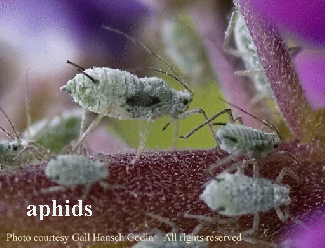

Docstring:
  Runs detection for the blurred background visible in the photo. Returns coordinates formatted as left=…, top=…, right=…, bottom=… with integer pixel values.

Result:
left=0, top=0, right=324, bottom=154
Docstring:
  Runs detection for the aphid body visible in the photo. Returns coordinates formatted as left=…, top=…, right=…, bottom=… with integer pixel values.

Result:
left=181, top=100, right=299, bottom=177
left=216, top=123, right=281, bottom=158
left=61, top=26, right=215, bottom=164
left=44, top=154, right=125, bottom=198
left=22, top=109, right=82, bottom=154
left=200, top=172, right=290, bottom=217
left=61, top=68, right=192, bottom=120
left=225, top=11, right=301, bottom=104
left=45, top=154, right=107, bottom=186
left=182, top=106, right=283, bottom=175
left=225, top=10, right=270, bottom=100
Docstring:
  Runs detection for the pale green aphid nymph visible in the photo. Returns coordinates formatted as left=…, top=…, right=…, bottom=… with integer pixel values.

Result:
left=45, top=155, right=107, bottom=186
left=44, top=155, right=109, bottom=198
left=200, top=171, right=291, bottom=233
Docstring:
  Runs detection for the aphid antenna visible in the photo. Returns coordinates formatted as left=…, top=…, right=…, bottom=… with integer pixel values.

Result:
left=67, top=60, right=97, bottom=84
left=102, top=25, right=193, bottom=94
left=212, top=122, right=227, bottom=126
left=218, top=97, right=282, bottom=139
left=0, top=106, right=19, bottom=140
left=0, top=126, right=15, bottom=140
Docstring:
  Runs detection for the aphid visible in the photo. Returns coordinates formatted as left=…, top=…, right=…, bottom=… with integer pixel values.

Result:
left=132, top=213, right=208, bottom=248
left=22, top=108, right=82, bottom=154
left=43, top=154, right=112, bottom=198
left=160, top=17, right=214, bottom=87
left=224, top=10, right=301, bottom=104
left=199, top=168, right=294, bottom=234
left=0, top=106, right=49, bottom=169
left=181, top=99, right=296, bottom=176
left=224, top=10, right=270, bottom=105
left=61, top=26, right=214, bottom=164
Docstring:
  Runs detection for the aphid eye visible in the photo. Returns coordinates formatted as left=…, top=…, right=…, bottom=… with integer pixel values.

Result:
left=13, top=146, right=18, bottom=151
left=274, top=144, right=278, bottom=148
left=183, top=99, right=189, bottom=105
left=53, top=175, right=60, bottom=181
left=217, top=206, right=226, bottom=212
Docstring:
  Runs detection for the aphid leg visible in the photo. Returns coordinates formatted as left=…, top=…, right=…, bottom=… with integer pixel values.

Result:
left=276, top=167, right=300, bottom=185
left=98, top=181, right=126, bottom=191
left=81, top=184, right=92, bottom=200
left=273, top=151, right=300, bottom=166
left=252, top=159, right=259, bottom=178
left=182, top=213, right=219, bottom=235
left=74, top=113, right=105, bottom=151
left=146, top=212, right=179, bottom=233
left=171, top=108, right=216, bottom=146
left=275, top=206, right=288, bottom=223
left=224, top=158, right=258, bottom=176
left=131, top=120, right=153, bottom=165
left=206, top=154, right=237, bottom=175
left=79, top=108, right=88, bottom=139
left=41, top=184, right=91, bottom=200
left=162, top=118, right=179, bottom=148
left=40, top=185, right=66, bottom=194
left=180, top=108, right=234, bottom=141
left=183, top=213, right=241, bottom=234
left=242, top=213, right=260, bottom=235
left=172, top=118, right=179, bottom=148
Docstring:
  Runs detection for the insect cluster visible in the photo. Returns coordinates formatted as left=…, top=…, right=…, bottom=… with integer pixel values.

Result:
left=179, top=98, right=298, bottom=238
left=0, top=11, right=303, bottom=247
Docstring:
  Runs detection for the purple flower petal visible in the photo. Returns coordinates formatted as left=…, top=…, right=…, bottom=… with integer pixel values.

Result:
left=295, top=49, right=325, bottom=109
left=251, top=0, right=325, bottom=48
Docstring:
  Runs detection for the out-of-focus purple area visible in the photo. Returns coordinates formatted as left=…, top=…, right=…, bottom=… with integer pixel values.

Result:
left=287, top=213, right=325, bottom=248
left=250, top=0, right=325, bottom=48
left=0, top=0, right=150, bottom=152
left=295, top=50, right=325, bottom=109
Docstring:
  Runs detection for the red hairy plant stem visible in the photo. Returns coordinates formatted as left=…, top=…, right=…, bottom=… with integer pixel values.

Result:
left=0, top=143, right=325, bottom=247
left=235, top=0, right=314, bottom=140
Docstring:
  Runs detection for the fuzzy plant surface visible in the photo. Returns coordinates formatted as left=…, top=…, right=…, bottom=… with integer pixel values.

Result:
left=1, top=0, right=325, bottom=248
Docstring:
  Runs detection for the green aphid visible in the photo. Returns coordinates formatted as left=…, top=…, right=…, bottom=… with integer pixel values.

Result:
left=23, top=109, right=82, bottom=154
